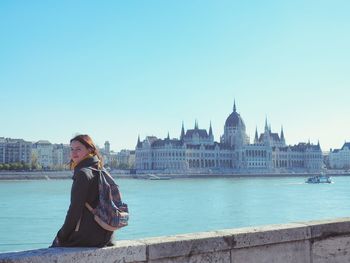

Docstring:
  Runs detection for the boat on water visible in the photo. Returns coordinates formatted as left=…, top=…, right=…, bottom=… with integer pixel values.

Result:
left=148, top=174, right=172, bottom=180
left=306, top=174, right=332, bottom=184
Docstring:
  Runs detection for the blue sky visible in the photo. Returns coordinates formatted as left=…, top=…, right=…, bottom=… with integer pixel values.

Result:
left=1, top=0, right=349, bottom=151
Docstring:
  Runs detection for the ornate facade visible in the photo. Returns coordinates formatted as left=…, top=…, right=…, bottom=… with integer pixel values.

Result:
left=135, top=102, right=323, bottom=173
left=329, top=143, right=350, bottom=169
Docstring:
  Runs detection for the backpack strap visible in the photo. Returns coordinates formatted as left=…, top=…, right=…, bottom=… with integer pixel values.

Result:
left=85, top=202, right=94, bottom=212
left=88, top=167, right=110, bottom=177
left=84, top=167, right=115, bottom=212
left=84, top=167, right=102, bottom=214
left=75, top=218, right=82, bottom=232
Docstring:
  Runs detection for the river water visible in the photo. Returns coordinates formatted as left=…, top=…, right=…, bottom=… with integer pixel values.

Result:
left=1, top=175, right=349, bottom=253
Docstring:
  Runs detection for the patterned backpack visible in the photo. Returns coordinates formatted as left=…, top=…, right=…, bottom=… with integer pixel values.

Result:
left=85, top=168, right=129, bottom=231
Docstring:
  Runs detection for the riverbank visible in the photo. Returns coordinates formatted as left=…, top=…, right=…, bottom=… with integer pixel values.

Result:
left=0, top=170, right=349, bottom=180
left=0, top=171, right=72, bottom=180
left=0, top=171, right=133, bottom=180
left=132, top=173, right=350, bottom=180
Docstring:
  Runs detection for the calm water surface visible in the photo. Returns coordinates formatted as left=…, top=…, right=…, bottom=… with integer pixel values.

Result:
left=1, top=176, right=350, bottom=252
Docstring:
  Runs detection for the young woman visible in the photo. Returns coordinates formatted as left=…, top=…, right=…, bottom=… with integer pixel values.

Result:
left=51, top=134, right=113, bottom=247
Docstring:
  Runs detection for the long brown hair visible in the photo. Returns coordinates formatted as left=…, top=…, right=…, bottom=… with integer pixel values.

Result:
left=69, top=134, right=103, bottom=169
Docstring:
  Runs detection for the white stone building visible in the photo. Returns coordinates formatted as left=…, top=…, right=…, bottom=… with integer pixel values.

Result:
left=116, top=149, right=135, bottom=168
left=135, top=102, right=323, bottom=173
left=52, top=144, right=70, bottom=168
left=0, top=137, right=6, bottom=164
left=32, top=140, right=54, bottom=169
left=0, top=137, right=32, bottom=164
left=329, top=143, right=350, bottom=169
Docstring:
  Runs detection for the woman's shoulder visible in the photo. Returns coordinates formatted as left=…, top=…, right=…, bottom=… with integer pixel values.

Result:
left=74, top=167, right=97, bottom=181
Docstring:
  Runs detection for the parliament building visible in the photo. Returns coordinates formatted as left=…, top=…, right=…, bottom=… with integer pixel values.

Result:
left=135, top=102, right=323, bottom=174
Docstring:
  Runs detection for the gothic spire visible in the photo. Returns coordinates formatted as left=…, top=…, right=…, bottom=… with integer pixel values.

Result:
left=280, top=126, right=285, bottom=141
left=195, top=120, right=198, bottom=130
left=209, top=121, right=213, bottom=137
left=136, top=135, right=142, bottom=148
left=233, top=99, right=236, bottom=112
left=254, top=126, right=258, bottom=142
left=180, top=121, right=185, bottom=140
left=167, top=132, right=170, bottom=140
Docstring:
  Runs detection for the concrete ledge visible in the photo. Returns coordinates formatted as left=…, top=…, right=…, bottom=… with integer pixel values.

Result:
left=231, top=240, right=311, bottom=263
left=1, top=218, right=350, bottom=263
left=0, top=240, right=146, bottom=263
left=312, top=235, right=350, bottom=263
left=302, top=217, right=350, bottom=239
left=217, top=222, right=310, bottom=249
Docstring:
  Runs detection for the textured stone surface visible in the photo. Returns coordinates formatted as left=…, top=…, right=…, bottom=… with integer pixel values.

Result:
left=231, top=240, right=311, bottom=263
left=0, top=240, right=146, bottom=263
left=217, top=222, right=310, bottom=249
left=2, top=218, right=350, bottom=263
left=301, top=217, right=350, bottom=239
left=141, top=231, right=231, bottom=260
left=312, top=235, right=350, bottom=263
left=148, top=251, right=231, bottom=263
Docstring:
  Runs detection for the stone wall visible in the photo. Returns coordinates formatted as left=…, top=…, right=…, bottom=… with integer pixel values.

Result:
left=1, top=217, right=350, bottom=263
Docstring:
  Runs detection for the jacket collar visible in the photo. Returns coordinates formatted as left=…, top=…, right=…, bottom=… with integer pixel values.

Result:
left=73, top=155, right=100, bottom=172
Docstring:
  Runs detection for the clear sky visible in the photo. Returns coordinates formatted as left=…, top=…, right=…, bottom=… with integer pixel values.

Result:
left=1, top=0, right=349, bottom=152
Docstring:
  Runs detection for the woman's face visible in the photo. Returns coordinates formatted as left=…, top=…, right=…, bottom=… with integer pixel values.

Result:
left=70, top=140, right=91, bottom=164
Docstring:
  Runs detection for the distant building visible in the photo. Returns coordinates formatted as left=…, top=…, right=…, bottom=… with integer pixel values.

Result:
left=32, top=140, right=53, bottom=169
left=0, top=137, right=32, bottom=164
left=135, top=102, right=323, bottom=173
left=104, top=141, right=110, bottom=155
left=323, top=151, right=330, bottom=169
left=116, top=149, right=135, bottom=168
left=99, top=141, right=111, bottom=165
left=0, top=137, right=6, bottom=163
left=329, top=142, right=350, bottom=169
left=52, top=144, right=70, bottom=168
left=129, top=150, right=135, bottom=168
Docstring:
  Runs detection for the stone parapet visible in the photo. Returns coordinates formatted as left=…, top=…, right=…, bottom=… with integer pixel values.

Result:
left=1, top=217, right=350, bottom=263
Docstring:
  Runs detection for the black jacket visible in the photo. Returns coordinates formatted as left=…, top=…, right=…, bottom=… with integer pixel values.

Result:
left=56, top=156, right=113, bottom=247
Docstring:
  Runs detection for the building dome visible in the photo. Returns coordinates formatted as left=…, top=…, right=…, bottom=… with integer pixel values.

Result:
left=224, top=102, right=245, bottom=128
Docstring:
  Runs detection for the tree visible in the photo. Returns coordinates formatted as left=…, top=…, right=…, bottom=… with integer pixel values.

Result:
left=9, top=163, right=15, bottom=170
left=23, top=163, right=31, bottom=170
left=31, top=153, right=41, bottom=170
left=9, top=163, right=23, bottom=170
